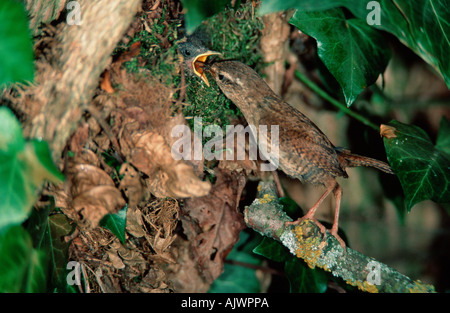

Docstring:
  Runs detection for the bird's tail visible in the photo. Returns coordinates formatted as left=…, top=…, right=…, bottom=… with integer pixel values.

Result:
left=336, top=149, right=394, bottom=174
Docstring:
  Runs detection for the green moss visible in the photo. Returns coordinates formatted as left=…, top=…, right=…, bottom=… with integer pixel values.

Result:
left=204, top=2, right=264, bottom=72
left=113, top=1, right=265, bottom=135
left=183, top=1, right=265, bottom=132
left=115, top=3, right=181, bottom=86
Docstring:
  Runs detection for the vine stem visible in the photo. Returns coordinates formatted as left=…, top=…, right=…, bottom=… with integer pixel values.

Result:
left=294, top=70, right=380, bottom=132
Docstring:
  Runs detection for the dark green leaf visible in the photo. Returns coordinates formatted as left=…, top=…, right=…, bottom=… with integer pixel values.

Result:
left=285, top=257, right=328, bottom=293
left=260, top=0, right=450, bottom=87
left=209, top=231, right=262, bottom=293
left=369, top=0, right=450, bottom=87
left=383, top=120, right=450, bottom=211
left=253, top=237, right=289, bottom=262
left=0, top=226, right=48, bottom=292
left=25, top=200, right=52, bottom=249
left=290, top=8, right=390, bottom=106
left=436, top=117, right=450, bottom=156
left=259, top=0, right=338, bottom=15
left=253, top=237, right=328, bottom=293
left=279, top=196, right=303, bottom=218
left=0, top=0, right=34, bottom=86
left=99, top=205, right=128, bottom=244
left=47, top=213, right=76, bottom=291
left=181, top=0, right=231, bottom=34
left=26, top=203, right=76, bottom=292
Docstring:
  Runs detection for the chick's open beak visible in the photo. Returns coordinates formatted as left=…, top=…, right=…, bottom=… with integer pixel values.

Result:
left=192, top=51, right=221, bottom=86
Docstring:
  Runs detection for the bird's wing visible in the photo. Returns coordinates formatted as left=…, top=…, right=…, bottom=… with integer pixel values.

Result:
left=259, top=101, right=347, bottom=178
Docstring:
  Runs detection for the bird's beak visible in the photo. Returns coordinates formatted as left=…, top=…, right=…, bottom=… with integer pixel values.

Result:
left=192, top=51, right=221, bottom=86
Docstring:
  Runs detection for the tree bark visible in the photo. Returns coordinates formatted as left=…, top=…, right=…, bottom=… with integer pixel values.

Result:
left=23, top=0, right=142, bottom=162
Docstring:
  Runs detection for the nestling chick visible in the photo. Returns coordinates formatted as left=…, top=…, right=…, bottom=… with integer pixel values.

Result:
left=177, top=34, right=221, bottom=86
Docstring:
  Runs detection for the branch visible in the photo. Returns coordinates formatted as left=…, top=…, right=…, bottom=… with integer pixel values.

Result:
left=244, top=181, right=435, bottom=293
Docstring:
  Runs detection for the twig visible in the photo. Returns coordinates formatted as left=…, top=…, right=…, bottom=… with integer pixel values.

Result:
left=244, top=180, right=435, bottom=293
left=294, top=70, right=380, bottom=132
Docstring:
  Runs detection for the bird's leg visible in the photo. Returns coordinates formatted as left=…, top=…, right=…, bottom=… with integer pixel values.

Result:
left=330, top=184, right=346, bottom=250
left=285, top=183, right=334, bottom=234
left=286, top=181, right=347, bottom=250
left=272, top=171, right=285, bottom=198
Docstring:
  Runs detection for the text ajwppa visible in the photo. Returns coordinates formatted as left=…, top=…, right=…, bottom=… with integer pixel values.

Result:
left=181, top=297, right=269, bottom=310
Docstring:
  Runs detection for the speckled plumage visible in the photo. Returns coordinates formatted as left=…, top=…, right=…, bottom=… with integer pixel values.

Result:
left=209, top=60, right=393, bottom=248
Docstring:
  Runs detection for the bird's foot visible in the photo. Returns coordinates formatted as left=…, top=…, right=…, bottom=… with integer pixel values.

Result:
left=330, top=226, right=346, bottom=252
left=286, top=215, right=327, bottom=234
left=285, top=217, right=346, bottom=252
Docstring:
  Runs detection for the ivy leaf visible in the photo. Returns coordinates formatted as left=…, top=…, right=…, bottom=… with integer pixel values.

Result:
left=0, top=107, right=64, bottom=230
left=290, top=8, right=390, bottom=106
left=0, top=226, right=48, bottom=292
left=381, top=119, right=450, bottom=211
left=0, top=0, right=34, bottom=86
left=181, top=0, right=231, bottom=34
left=209, top=231, right=263, bottom=293
left=345, top=0, right=450, bottom=88
left=0, top=105, right=25, bottom=152
left=253, top=237, right=328, bottom=293
left=47, top=213, right=77, bottom=291
left=285, top=257, right=328, bottom=293
left=99, top=205, right=128, bottom=244
left=25, top=200, right=77, bottom=292
left=259, top=0, right=337, bottom=15
left=253, top=237, right=289, bottom=262
left=436, top=117, right=450, bottom=156
left=259, top=0, right=450, bottom=87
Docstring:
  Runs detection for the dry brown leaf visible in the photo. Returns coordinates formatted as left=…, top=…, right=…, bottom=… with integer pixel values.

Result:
left=106, top=250, right=126, bottom=269
left=165, top=237, right=211, bottom=293
left=72, top=185, right=126, bottom=227
left=118, top=163, right=143, bottom=208
left=70, top=149, right=101, bottom=168
left=69, top=123, right=90, bottom=154
left=67, top=163, right=115, bottom=196
left=130, top=131, right=211, bottom=198
left=100, top=70, right=115, bottom=93
left=180, top=169, right=246, bottom=284
left=380, top=124, right=397, bottom=139
left=126, top=206, right=146, bottom=238
left=115, top=243, right=147, bottom=268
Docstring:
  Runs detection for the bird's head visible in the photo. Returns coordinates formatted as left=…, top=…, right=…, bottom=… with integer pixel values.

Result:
left=177, top=37, right=221, bottom=86
left=207, top=60, right=268, bottom=100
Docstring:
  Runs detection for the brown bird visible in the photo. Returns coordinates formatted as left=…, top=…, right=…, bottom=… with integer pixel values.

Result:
left=206, top=60, right=394, bottom=248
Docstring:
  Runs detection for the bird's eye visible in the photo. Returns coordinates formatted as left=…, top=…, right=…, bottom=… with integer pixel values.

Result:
left=184, top=49, right=191, bottom=56
left=218, top=74, right=224, bottom=81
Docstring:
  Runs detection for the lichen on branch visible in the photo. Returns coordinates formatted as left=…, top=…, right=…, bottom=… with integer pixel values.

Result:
left=244, top=180, right=435, bottom=293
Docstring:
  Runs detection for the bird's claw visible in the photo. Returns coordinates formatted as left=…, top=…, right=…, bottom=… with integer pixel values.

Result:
left=285, top=218, right=346, bottom=253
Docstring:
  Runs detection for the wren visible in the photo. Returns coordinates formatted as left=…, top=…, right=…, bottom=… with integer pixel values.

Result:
left=208, top=60, right=393, bottom=248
